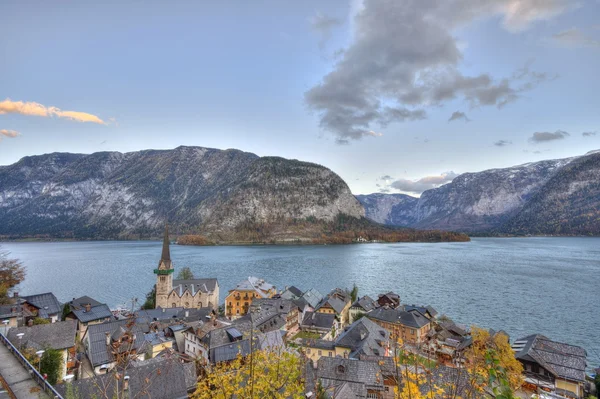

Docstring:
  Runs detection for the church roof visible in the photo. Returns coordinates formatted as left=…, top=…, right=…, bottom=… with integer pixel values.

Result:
left=161, top=224, right=171, bottom=263
left=172, top=279, right=219, bottom=297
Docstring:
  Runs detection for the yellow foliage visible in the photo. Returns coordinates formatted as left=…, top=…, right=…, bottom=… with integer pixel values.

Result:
left=192, top=348, right=304, bottom=399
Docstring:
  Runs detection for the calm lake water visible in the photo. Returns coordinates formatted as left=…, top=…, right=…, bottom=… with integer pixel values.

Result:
left=1, top=238, right=599, bottom=369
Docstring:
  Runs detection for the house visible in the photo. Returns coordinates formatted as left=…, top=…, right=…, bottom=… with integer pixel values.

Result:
left=315, top=288, right=352, bottom=326
left=512, top=334, right=587, bottom=399
left=349, top=295, right=379, bottom=323
left=82, top=319, right=147, bottom=375
left=367, top=307, right=431, bottom=345
left=301, top=288, right=324, bottom=309
left=301, top=311, right=337, bottom=336
left=19, top=292, right=62, bottom=323
left=302, top=317, right=391, bottom=365
left=424, top=321, right=472, bottom=365
left=250, top=297, right=300, bottom=337
left=0, top=303, right=24, bottom=328
left=279, top=285, right=303, bottom=300
left=7, top=320, right=78, bottom=380
left=225, top=276, right=276, bottom=319
left=154, top=225, right=219, bottom=310
left=56, top=357, right=197, bottom=399
left=306, top=356, right=397, bottom=399
left=182, top=316, right=230, bottom=361
left=64, top=296, right=114, bottom=337
left=144, top=331, right=174, bottom=358
left=377, top=292, right=401, bottom=309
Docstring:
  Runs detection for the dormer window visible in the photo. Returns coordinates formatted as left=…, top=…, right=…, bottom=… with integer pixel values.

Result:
left=337, top=365, right=345, bottom=374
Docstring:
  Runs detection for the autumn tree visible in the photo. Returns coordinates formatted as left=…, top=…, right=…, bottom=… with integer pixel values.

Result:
left=0, top=249, right=25, bottom=304
left=192, top=348, right=304, bottom=399
left=176, top=266, right=194, bottom=280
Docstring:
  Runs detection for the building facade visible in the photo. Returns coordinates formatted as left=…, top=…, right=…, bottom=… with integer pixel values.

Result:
left=154, top=226, right=219, bottom=310
left=225, top=277, right=276, bottom=319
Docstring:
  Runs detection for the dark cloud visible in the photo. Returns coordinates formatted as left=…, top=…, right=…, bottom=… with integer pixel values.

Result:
left=305, top=0, right=564, bottom=143
left=551, top=28, right=600, bottom=48
left=494, top=140, right=513, bottom=147
left=448, top=111, right=470, bottom=123
left=389, top=171, right=459, bottom=195
left=310, top=12, right=343, bottom=48
left=529, top=130, right=570, bottom=143
left=582, top=131, right=597, bottom=137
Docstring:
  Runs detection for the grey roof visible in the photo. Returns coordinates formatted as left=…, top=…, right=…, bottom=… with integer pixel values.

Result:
left=85, top=319, right=147, bottom=367
left=21, top=292, right=61, bottom=316
left=301, top=288, right=324, bottom=308
left=136, top=306, right=213, bottom=324
left=335, top=317, right=390, bottom=358
left=211, top=339, right=251, bottom=363
left=316, top=357, right=385, bottom=392
left=351, top=295, right=378, bottom=312
left=301, top=339, right=336, bottom=351
left=7, top=320, right=76, bottom=350
left=172, top=278, right=218, bottom=296
left=403, top=304, right=438, bottom=318
left=0, top=304, right=19, bottom=318
left=68, top=295, right=102, bottom=310
left=512, top=334, right=587, bottom=383
left=72, top=304, right=114, bottom=323
left=301, top=311, right=336, bottom=330
left=367, top=307, right=430, bottom=329
left=56, top=357, right=196, bottom=399
left=280, top=286, right=303, bottom=299
left=229, top=276, right=274, bottom=298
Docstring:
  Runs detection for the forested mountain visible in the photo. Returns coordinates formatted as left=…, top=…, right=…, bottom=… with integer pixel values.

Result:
left=358, top=151, right=600, bottom=235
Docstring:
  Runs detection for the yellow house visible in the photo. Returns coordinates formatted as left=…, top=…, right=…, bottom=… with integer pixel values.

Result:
left=225, top=277, right=276, bottom=319
left=145, top=332, right=173, bottom=358
left=315, top=288, right=352, bottom=326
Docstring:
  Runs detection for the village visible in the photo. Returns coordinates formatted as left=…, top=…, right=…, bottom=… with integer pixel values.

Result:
left=0, top=229, right=596, bottom=399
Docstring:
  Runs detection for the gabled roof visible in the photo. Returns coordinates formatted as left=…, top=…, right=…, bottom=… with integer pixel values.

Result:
left=229, top=276, right=274, bottom=298
left=21, top=292, right=61, bottom=317
left=301, top=288, right=323, bottom=308
left=367, top=307, right=430, bottom=329
left=280, top=286, right=303, bottom=299
left=301, top=311, right=336, bottom=330
left=403, top=304, right=438, bottom=318
left=69, top=296, right=102, bottom=310
left=56, top=357, right=196, bottom=399
left=85, top=319, right=147, bottom=367
left=316, top=357, right=385, bottom=391
left=7, top=320, right=77, bottom=351
left=172, top=278, right=218, bottom=296
left=71, top=304, right=114, bottom=323
left=351, top=295, right=378, bottom=312
left=512, top=334, right=587, bottom=383
left=316, top=289, right=350, bottom=315
left=335, top=317, right=390, bottom=358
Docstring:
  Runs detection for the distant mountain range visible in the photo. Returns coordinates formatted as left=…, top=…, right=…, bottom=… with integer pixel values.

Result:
left=357, top=150, right=600, bottom=235
left=0, top=146, right=468, bottom=243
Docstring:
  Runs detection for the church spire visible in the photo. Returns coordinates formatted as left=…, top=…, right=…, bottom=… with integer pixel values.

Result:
left=161, top=223, right=171, bottom=262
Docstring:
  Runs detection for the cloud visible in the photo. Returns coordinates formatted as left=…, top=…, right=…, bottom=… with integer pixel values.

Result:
left=529, top=130, right=570, bottom=143
left=310, top=12, right=343, bottom=48
left=0, top=129, right=20, bottom=140
left=380, top=175, right=393, bottom=180
left=494, top=139, right=513, bottom=146
left=582, top=131, right=597, bottom=137
left=448, top=111, right=470, bottom=123
left=305, top=0, right=562, bottom=143
left=389, top=171, right=459, bottom=195
left=551, top=28, right=600, bottom=48
left=0, top=98, right=106, bottom=124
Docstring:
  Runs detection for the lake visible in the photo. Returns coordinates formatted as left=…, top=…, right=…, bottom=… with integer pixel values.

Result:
left=1, top=237, right=598, bottom=370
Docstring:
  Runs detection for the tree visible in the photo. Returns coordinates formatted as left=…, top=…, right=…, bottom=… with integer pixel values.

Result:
left=0, top=249, right=26, bottom=304
left=176, top=267, right=194, bottom=280
left=141, top=285, right=156, bottom=309
left=32, top=317, right=50, bottom=325
left=192, top=348, right=304, bottom=399
left=62, top=303, right=71, bottom=321
left=349, top=283, right=359, bottom=303
left=40, top=347, right=64, bottom=385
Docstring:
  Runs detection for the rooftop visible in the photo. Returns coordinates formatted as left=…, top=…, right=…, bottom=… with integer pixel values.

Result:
left=301, top=311, right=336, bottom=330
left=7, top=320, right=77, bottom=351
left=367, top=307, right=430, bottom=329
left=21, top=292, right=62, bottom=318
left=335, top=317, right=390, bottom=358
left=71, top=303, right=114, bottom=323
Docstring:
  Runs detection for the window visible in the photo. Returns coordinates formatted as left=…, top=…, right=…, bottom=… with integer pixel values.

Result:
left=411, top=329, right=415, bottom=335
left=172, top=303, right=176, bottom=308
left=236, top=310, right=239, bottom=314
left=328, top=351, right=332, bottom=357
left=237, top=302, right=240, bottom=306
left=199, top=302, right=202, bottom=307
left=318, top=350, right=322, bottom=356
left=306, top=348, right=311, bottom=354
left=185, top=302, right=189, bottom=308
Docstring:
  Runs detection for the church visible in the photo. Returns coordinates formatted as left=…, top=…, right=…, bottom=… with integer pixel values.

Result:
left=154, top=226, right=219, bottom=311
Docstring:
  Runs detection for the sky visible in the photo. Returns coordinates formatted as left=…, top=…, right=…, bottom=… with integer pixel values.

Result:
left=1, top=0, right=599, bottom=196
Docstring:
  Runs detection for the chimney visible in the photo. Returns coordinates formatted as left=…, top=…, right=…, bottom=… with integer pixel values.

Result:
left=27, top=319, right=33, bottom=327
left=185, top=311, right=189, bottom=318
left=105, top=332, right=110, bottom=346
left=84, top=304, right=91, bottom=312
left=123, top=375, right=130, bottom=391
left=13, top=292, right=18, bottom=298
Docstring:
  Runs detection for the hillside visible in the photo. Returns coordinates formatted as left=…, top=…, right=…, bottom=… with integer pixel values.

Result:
left=358, top=151, right=600, bottom=235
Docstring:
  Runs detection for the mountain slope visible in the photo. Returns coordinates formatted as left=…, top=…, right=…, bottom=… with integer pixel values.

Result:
left=0, top=146, right=365, bottom=239
left=359, top=151, right=600, bottom=235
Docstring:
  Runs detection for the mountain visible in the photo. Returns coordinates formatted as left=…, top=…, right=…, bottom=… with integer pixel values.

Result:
left=0, top=146, right=364, bottom=240
left=358, top=151, right=600, bottom=235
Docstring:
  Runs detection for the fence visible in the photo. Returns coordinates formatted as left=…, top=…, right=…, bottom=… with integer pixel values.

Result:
left=0, top=332, right=64, bottom=399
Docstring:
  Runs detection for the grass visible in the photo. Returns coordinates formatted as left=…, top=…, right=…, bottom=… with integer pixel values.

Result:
left=291, top=331, right=322, bottom=341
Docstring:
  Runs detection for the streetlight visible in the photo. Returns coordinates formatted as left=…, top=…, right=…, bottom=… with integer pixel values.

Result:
left=36, top=350, right=45, bottom=371
left=16, top=332, right=24, bottom=351
left=1, top=320, right=8, bottom=336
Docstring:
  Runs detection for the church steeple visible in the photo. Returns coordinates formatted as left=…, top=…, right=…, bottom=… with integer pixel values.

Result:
left=161, top=223, right=171, bottom=263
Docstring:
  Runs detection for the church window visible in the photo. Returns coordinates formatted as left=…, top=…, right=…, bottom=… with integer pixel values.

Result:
left=185, top=302, right=189, bottom=308
left=199, top=302, right=202, bottom=307
left=172, top=303, right=176, bottom=308
left=160, top=276, right=165, bottom=282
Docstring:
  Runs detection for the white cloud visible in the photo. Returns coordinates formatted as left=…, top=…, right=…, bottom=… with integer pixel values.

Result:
left=0, top=98, right=106, bottom=124
left=388, top=171, right=459, bottom=194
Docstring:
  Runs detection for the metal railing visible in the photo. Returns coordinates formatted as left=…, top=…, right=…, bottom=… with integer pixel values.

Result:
left=0, top=332, right=64, bottom=399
